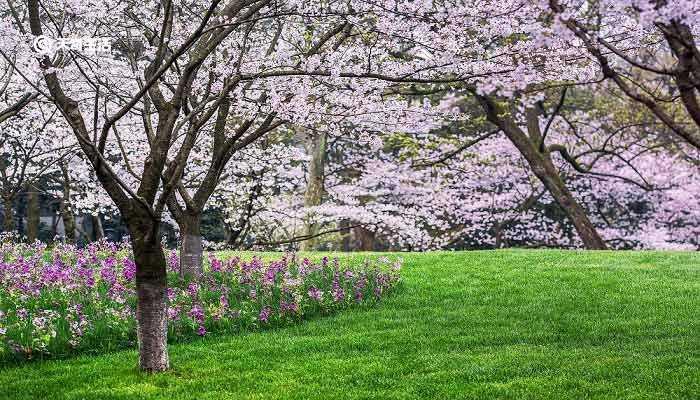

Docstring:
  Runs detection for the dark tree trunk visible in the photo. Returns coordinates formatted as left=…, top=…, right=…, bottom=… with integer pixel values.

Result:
left=662, top=23, right=700, bottom=145
left=26, top=185, right=40, bottom=242
left=531, top=156, right=606, bottom=249
left=60, top=199, right=76, bottom=243
left=59, top=162, right=76, bottom=243
left=2, top=195, right=14, bottom=233
left=179, top=212, right=203, bottom=277
left=354, top=226, right=376, bottom=251
left=92, top=214, right=104, bottom=241
left=507, top=134, right=606, bottom=249
left=494, top=222, right=504, bottom=249
left=224, top=177, right=262, bottom=249
left=340, top=220, right=351, bottom=252
left=478, top=98, right=607, bottom=250
left=300, top=130, right=327, bottom=251
left=128, top=213, right=169, bottom=372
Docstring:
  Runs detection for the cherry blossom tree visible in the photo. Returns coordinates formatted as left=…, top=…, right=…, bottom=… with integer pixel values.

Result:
left=548, top=0, right=700, bottom=150
left=0, top=96, right=74, bottom=233
left=3, top=0, right=458, bottom=371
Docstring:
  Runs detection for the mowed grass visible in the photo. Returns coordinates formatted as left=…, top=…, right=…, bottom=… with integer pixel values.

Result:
left=1, top=250, right=698, bottom=399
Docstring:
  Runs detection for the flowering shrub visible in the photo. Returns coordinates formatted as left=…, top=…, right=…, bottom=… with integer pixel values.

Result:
left=0, top=239, right=401, bottom=361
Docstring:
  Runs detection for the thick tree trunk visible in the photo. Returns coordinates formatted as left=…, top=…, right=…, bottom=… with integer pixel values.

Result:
left=300, top=131, right=327, bottom=251
left=507, top=133, right=606, bottom=249
left=535, top=158, right=606, bottom=249
left=26, top=185, right=40, bottom=242
left=129, top=215, right=169, bottom=372
left=662, top=23, right=700, bottom=147
left=478, top=99, right=608, bottom=250
left=179, top=212, right=203, bottom=277
left=2, top=195, right=14, bottom=233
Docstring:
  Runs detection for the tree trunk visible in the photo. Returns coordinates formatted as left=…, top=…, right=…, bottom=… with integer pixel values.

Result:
left=534, top=158, right=606, bottom=249
left=179, top=212, right=203, bottom=277
left=354, top=226, right=376, bottom=251
left=2, top=195, right=14, bottom=233
left=92, top=214, right=104, bottom=241
left=60, top=198, right=76, bottom=243
left=129, top=214, right=169, bottom=372
left=478, top=98, right=607, bottom=250
left=340, top=220, right=351, bottom=251
left=507, top=134, right=607, bottom=249
left=26, top=185, right=40, bottom=242
left=59, top=162, right=76, bottom=243
left=300, top=130, right=328, bottom=251
left=494, top=221, right=504, bottom=249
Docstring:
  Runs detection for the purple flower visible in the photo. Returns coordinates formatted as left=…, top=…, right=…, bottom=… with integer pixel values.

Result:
left=123, top=259, right=136, bottom=281
left=168, top=307, right=181, bottom=321
left=0, top=240, right=400, bottom=357
left=307, top=286, right=323, bottom=301
left=219, top=294, right=229, bottom=309
left=210, top=256, right=223, bottom=272
left=100, top=266, right=117, bottom=286
left=354, top=274, right=367, bottom=302
left=280, top=300, right=299, bottom=314
left=103, top=257, right=117, bottom=269
left=332, top=273, right=345, bottom=302
left=188, top=304, right=205, bottom=324
left=332, top=287, right=345, bottom=302
left=187, top=282, right=199, bottom=298
left=197, top=325, right=207, bottom=336
left=258, top=306, right=272, bottom=323
left=167, top=251, right=179, bottom=272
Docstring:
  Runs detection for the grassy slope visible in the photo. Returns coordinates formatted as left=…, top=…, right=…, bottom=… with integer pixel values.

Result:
left=1, top=250, right=698, bottom=400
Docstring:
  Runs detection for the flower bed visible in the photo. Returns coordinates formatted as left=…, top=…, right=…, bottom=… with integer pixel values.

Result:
left=0, top=240, right=401, bottom=362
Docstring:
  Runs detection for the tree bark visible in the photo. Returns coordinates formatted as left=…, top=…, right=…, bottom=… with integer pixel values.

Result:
left=179, top=212, right=203, bottom=277
left=128, top=213, right=169, bottom=372
left=92, top=214, right=105, bottom=241
left=2, top=195, right=14, bottom=233
left=494, top=221, right=504, bottom=249
left=354, top=226, right=376, bottom=251
left=59, top=162, right=76, bottom=243
left=530, top=155, right=606, bottom=249
left=300, top=130, right=328, bottom=251
left=662, top=22, right=700, bottom=136
left=477, top=97, right=608, bottom=249
left=26, top=185, right=40, bottom=242
left=60, top=200, right=76, bottom=243
left=340, top=220, right=352, bottom=251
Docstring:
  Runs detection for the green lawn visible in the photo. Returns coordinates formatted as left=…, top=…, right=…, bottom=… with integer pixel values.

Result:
left=1, top=250, right=699, bottom=399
